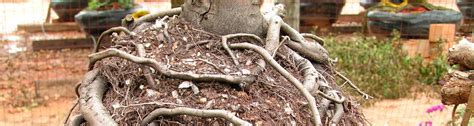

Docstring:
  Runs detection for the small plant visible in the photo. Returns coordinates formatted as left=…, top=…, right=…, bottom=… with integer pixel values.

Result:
left=87, top=0, right=134, bottom=10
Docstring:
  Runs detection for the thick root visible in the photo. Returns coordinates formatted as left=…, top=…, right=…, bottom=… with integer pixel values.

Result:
left=141, top=107, right=252, bottom=126
left=286, top=40, right=329, bottom=64
left=78, top=70, right=117, bottom=126
left=264, top=16, right=283, bottom=56
left=329, top=91, right=344, bottom=126
left=221, top=33, right=264, bottom=65
left=281, top=46, right=324, bottom=94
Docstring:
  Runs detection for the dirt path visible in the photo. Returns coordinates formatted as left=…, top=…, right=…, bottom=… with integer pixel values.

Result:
left=363, top=96, right=453, bottom=126
left=0, top=98, right=74, bottom=125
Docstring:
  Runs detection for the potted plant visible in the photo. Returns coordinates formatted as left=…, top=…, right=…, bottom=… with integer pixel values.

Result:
left=366, top=0, right=462, bottom=37
left=75, top=0, right=139, bottom=35
left=50, top=0, right=88, bottom=22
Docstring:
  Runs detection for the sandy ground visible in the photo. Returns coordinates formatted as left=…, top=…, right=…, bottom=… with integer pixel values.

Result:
left=363, top=96, right=453, bottom=126
left=0, top=98, right=75, bottom=126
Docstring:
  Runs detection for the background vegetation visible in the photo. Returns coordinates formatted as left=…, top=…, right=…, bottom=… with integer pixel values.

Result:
left=324, top=32, right=449, bottom=99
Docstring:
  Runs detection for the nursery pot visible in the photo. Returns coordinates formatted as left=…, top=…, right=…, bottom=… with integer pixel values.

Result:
left=75, top=8, right=138, bottom=36
left=51, top=0, right=88, bottom=22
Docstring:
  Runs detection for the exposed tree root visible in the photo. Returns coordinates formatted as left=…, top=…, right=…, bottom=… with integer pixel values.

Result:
left=132, top=7, right=182, bottom=29
left=301, top=33, right=324, bottom=46
left=89, top=48, right=255, bottom=86
left=228, top=42, right=322, bottom=125
left=221, top=33, right=264, bottom=66
left=78, top=69, right=117, bottom=126
left=264, top=15, right=283, bottom=56
left=141, top=107, right=252, bottom=126
left=286, top=40, right=329, bottom=65
left=93, top=27, right=136, bottom=53
left=281, top=46, right=323, bottom=94
left=329, top=91, right=344, bottom=126
left=185, top=40, right=212, bottom=49
left=317, top=91, right=345, bottom=104
left=73, top=4, right=368, bottom=125
left=136, top=44, right=157, bottom=89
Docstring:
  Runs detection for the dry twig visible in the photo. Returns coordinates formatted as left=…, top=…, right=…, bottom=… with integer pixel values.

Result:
left=335, top=71, right=373, bottom=99
left=301, top=33, right=325, bottom=46
left=94, top=27, right=136, bottom=53
left=136, top=44, right=158, bottom=89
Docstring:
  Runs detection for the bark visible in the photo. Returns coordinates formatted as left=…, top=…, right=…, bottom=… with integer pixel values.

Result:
left=440, top=70, right=474, bottom=105
left=180, top=0, right=267, bottom=37
left=448, top=41, right=474, bottom=70
left=78, top=70, right=117, bottom=126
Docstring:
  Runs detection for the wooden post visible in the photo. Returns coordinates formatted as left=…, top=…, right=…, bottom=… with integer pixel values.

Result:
left=428, top=24, right=456, bottom=58
left=277, top=0, right=300, bottom=31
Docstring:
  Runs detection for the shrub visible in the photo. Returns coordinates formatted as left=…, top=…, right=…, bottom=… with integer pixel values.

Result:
left=324, top=32, right=447, bottom=99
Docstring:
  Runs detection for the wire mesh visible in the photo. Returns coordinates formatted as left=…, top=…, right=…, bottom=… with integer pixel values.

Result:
left=0, top=0, right=470, bottom=125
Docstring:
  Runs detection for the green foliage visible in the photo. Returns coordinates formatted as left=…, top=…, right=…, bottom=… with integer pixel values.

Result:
left=87, top=0, right=134, bottom=10
left=324, top=32, right=447, bottom=99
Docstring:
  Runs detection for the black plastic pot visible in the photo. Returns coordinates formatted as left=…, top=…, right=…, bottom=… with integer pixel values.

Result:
left=51, top=0, right=88, bottom=22
left=75, top=8, right=138, bottom=36
left=458, top=0, right=474, bottom=20
left=367, top=10, right=462, bottom=37
left=360, top=0, right=381, bottom=8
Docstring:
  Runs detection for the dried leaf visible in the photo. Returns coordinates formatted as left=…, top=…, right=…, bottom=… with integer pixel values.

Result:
left=178, top=81, right=193, bottom=89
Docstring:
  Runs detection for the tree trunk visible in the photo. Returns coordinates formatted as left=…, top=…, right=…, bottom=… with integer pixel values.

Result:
left=180, top=0, right=268, bottom=37
left=277, top=0, right=300, bottom=31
